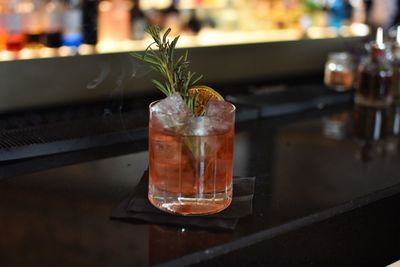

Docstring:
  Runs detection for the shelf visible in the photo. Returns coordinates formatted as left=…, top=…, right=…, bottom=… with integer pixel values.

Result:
left=0, top=25, right=368, bottom=63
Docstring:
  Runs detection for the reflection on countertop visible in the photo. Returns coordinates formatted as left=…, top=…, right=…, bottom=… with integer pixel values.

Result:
left=322, top=104, right=400, bottom=162
left=1, top=103, right=400, bottom=266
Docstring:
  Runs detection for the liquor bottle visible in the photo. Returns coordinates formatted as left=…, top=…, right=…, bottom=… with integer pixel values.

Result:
left=162, top=0, right=181, bottom=34
left=42, top=0, right=65, bottom=48
left=187, top=9, right=202, bottom=34
left=328, top=0, right=345, bottom=29
left=98, top=0, right=130, bottom=43
left=4, top=0, right=25, bottom=51
left=130, top=0, right=147, bottom=40
left=217, top=0, right=238, bottom=31
left=63, top=0, right=83, bottom=48
left=82, top=0, right=98, bottom=45
left=0, top=0, right=6, bottom=50
left=355, top=28, right=393, bottom=107
left=22, top=0, right=44, bottom=48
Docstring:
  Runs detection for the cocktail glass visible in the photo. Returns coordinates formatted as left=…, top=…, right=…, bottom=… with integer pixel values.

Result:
left=148, top=99, right=235, bottom=215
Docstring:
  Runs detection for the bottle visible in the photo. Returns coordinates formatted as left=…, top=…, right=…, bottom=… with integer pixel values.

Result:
left=328, top=0, right=345, bottom=29
left=22, top=0, right=44, bottom=48
left=162, top=0, right=181, bottom=34
left=82, top=0, right=98, bottom=45
left=355, top=27, right=393, bottom=107
left=63, top=0, right=83, bottom=48
left=98, top=0, right=130, bottom=43
left=42, top=0, right=65, bottom=48
left=4, top=0, right=25, bottom=51
left=130, top=0, right=147, bottom=40
left=0, top=0, right=6, bottom=50
left=187, top=9, right=202, bottom=34
left=218, top=0, right=238, bottom=31
left=391, top=26, right=400, bottom=102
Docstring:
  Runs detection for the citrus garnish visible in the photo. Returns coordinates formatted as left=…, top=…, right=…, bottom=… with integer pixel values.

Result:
left=188, top=85, right=224, bottom=116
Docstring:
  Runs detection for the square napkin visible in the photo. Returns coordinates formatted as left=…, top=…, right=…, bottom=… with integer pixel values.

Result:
left=111, top=170, right=255, bottom=230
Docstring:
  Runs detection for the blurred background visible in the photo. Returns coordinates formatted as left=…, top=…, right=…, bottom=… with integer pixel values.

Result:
left=2, top=0, right=396, bottom=59
left=0, top=0, right=399, bottom=141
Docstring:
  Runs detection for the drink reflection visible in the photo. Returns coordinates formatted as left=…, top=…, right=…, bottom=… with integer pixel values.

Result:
left=322, top=104, right=400, bottom=162
left=353, top=104, right=400, bottom=162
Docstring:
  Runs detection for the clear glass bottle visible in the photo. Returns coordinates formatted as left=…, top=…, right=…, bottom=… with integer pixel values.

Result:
left=22, top=0, right=44, bottom=48
left=5, top=0, right=25, bottom=51
left=162, top=0, right=181, bottom=34
left=130, top=0, right=147, bottom=40
left=63, top=0, right=82, bottom=48
left=42, top=0, right=65, bottom=48
left=98, top=0, right=130, bottom=43
left=355, top=27, right=393, bottom=107
left=324, top=52, right=354, bottom=91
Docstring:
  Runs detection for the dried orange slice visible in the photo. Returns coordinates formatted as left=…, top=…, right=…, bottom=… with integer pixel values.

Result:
left=188, top=85, right=224, bottom=115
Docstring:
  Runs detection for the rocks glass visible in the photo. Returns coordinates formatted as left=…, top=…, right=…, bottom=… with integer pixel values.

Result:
left=148, top=93, right=235, bottom=215
left=324, top=52, right=354, bottom=91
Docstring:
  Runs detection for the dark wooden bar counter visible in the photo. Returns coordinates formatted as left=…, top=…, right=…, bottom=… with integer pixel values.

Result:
left=1, top=90, right=400, bottom=266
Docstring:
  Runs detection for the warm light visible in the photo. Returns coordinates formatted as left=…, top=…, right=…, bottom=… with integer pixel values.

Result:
left=78, top=44, right=97, bottom=55
left=39, top=47, right=59, bottom=58
left=58, top=46, right=76, bottom=57
left=140, top=0, right=171, bottom=10
left=19, top=48, right=40, bottom=59
left=99, top=0, right=112, bottom=12
left=307, top=27, right=338, bottom=39
left=350, top=23, right=370, bottom=37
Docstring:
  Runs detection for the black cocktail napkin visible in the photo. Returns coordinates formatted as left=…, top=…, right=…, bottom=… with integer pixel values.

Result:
left=111, top=170, right=255, bottom=230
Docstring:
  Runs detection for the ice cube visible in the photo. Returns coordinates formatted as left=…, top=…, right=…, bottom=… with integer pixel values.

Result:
left=205, top=100, right=235, bottom=132
left=186, top=116, right=213, bottom=136
left=151, top=92, right=193, bottom=131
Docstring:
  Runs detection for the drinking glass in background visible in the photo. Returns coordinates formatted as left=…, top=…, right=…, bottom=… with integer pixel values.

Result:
left=148, top=95, right=235, bottom=216
left=324, top=52, right=354, bottom=91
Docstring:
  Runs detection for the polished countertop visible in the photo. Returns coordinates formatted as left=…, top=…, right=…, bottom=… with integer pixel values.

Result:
left=1, top=103, right=400, bottom=266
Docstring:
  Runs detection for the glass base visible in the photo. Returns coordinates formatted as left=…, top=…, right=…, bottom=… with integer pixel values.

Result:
left=148, top=186, right=232, bottom=216
left=354, top=94, right=392, bottom=107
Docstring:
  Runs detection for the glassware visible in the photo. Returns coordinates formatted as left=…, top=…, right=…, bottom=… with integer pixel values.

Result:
left=353, top=104, right=397, bottom=162
left=42, top=0, right=65, bottom=48
left=355, top=27, right=393, bottom=107
left=324, top=52, right=354, bottom=91
left=148, top=100, right=235, bottom=216
left=98, top=0, right=131, bottom=43
left=391, top=26, right=400, bottom=102
left=63, top=0, right=82, bottom=48
left=5, top=0, right=25, bottom=51
left=0, top=0, right=6, bottom=50
left=130, top=0, right=147, bottom=40
left=22, top=0, right=44, bottom=49
left=82, top=0, right=98, bottom=45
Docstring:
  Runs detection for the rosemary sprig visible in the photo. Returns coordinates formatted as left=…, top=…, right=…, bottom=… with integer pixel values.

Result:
left=131, top=26, right=203, bottom=113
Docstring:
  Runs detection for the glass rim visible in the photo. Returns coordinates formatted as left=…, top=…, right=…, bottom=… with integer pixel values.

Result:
left=149, top=99, right=236, bottom=116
